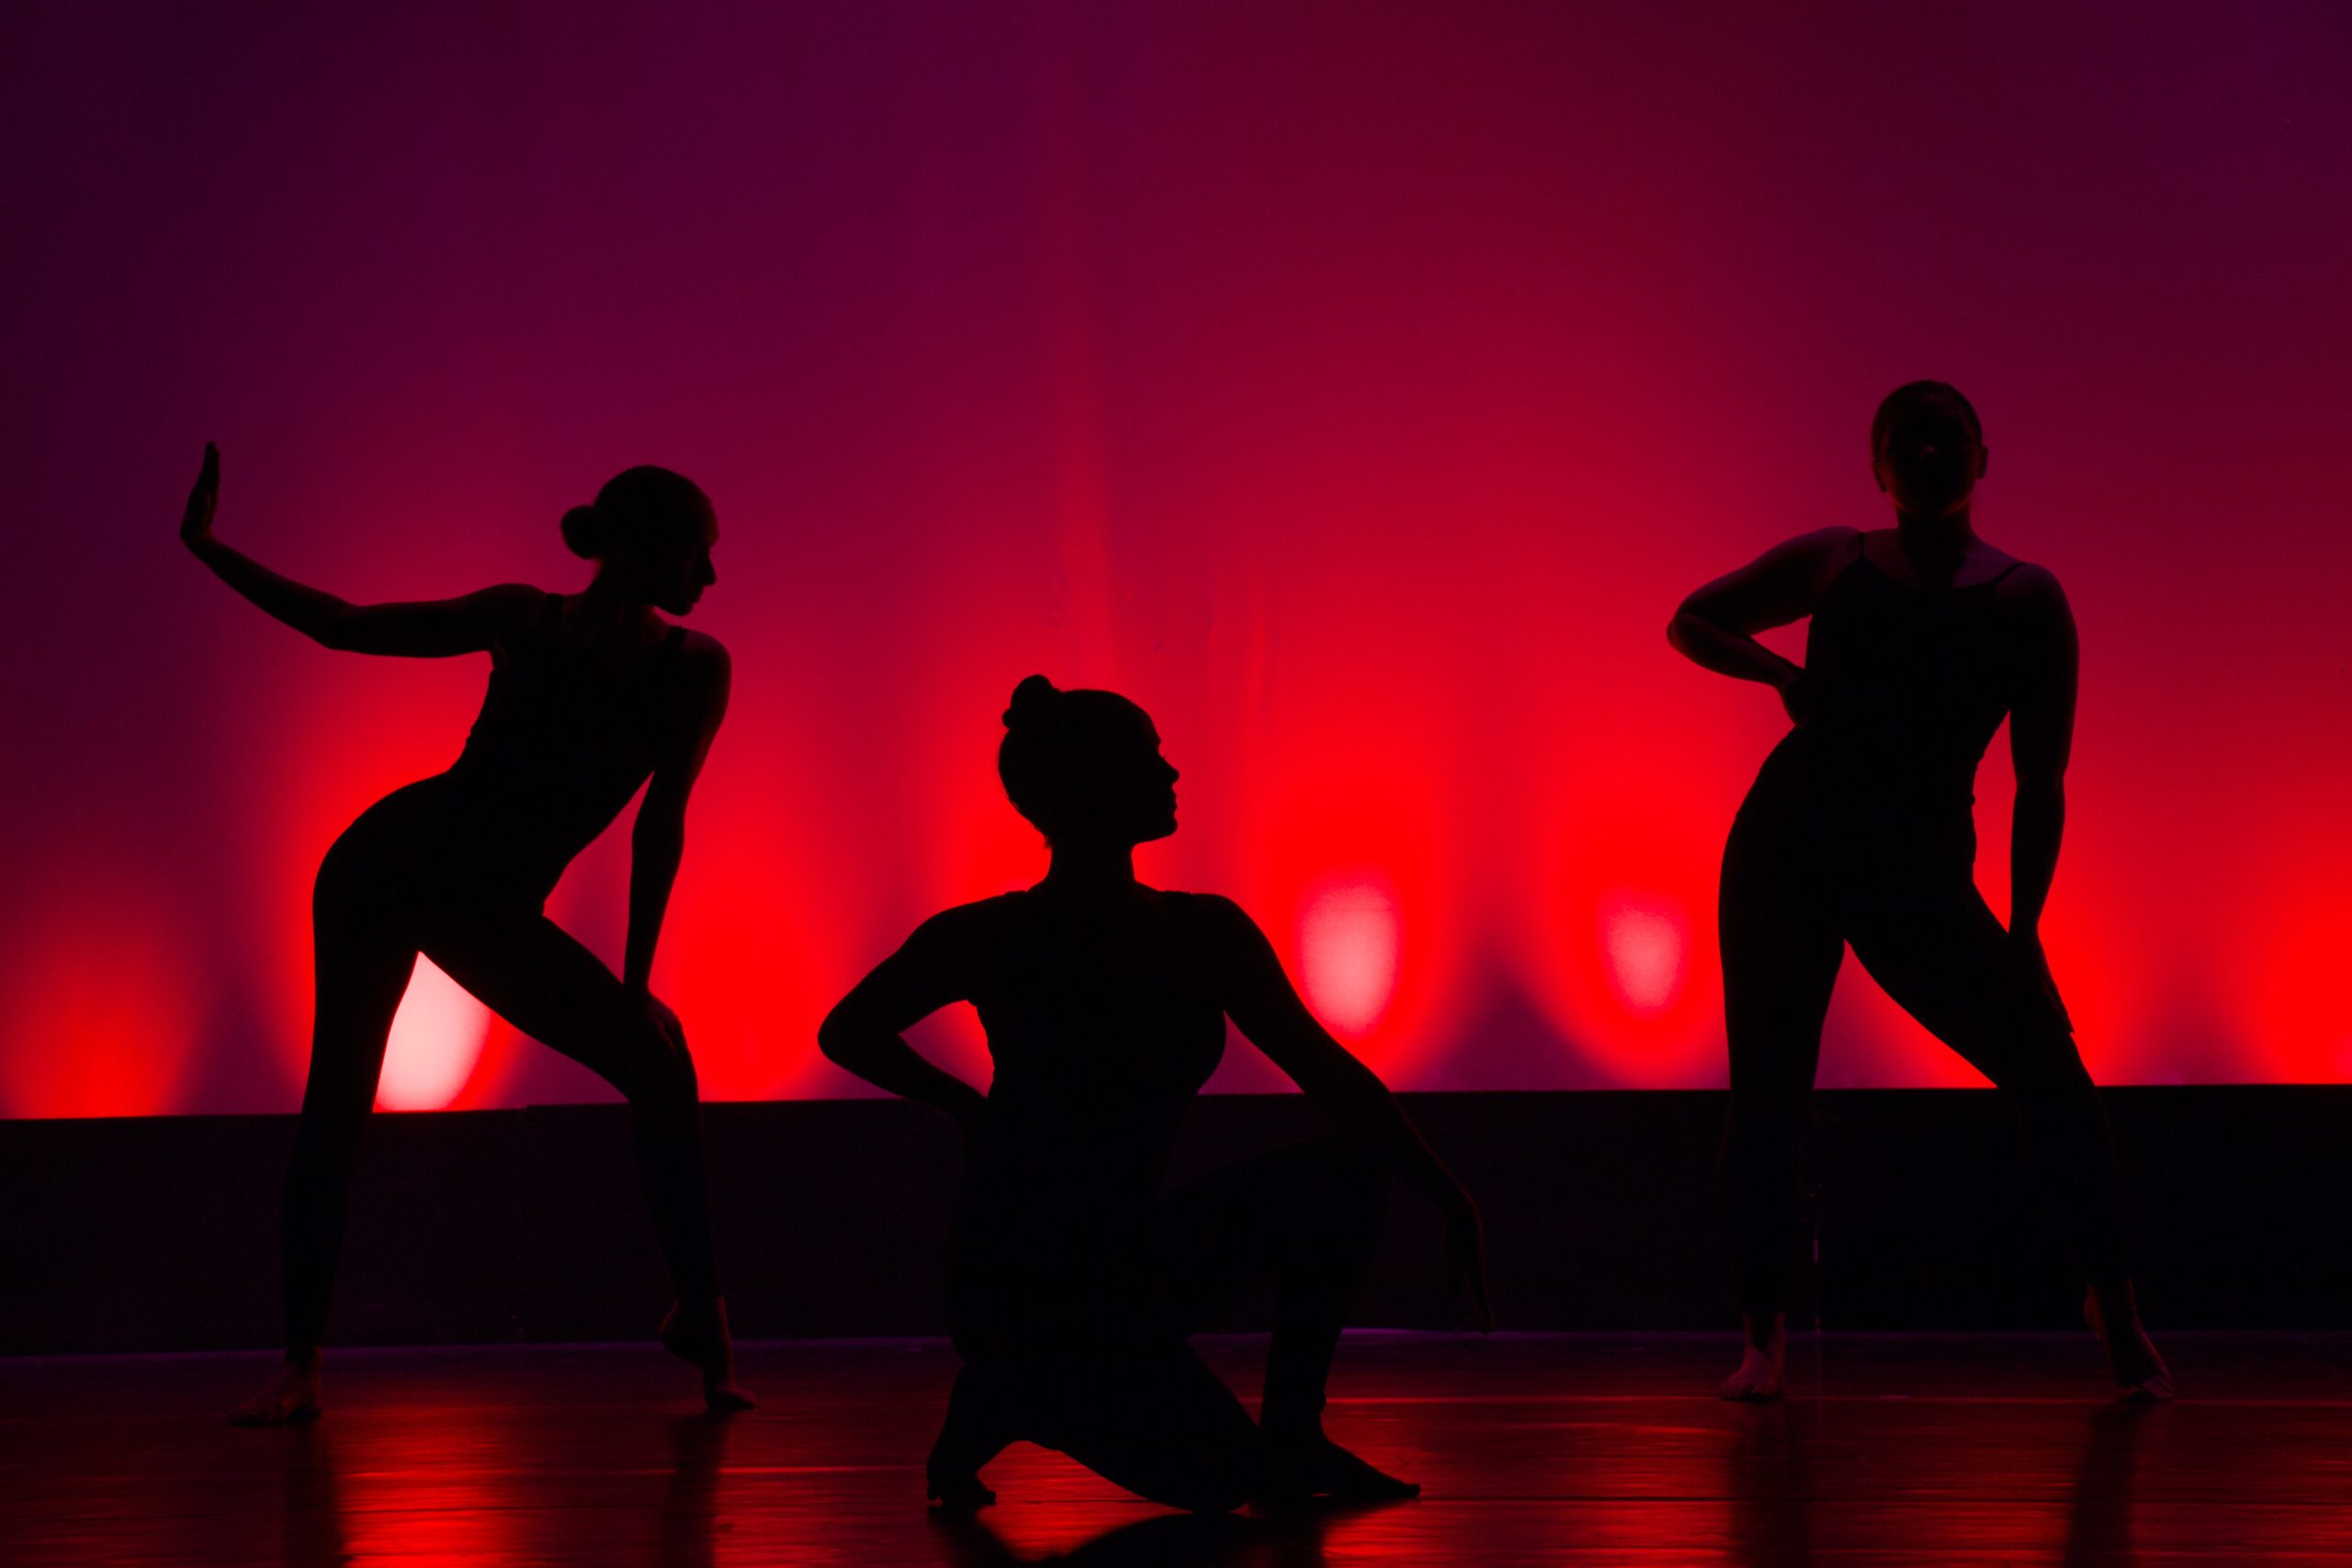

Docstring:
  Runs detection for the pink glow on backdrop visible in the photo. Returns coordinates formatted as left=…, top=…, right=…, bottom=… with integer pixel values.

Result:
left=4, top=4, right=2350, bottom=1113
left=1299, top=874, right=1404, bottom=1039
left=1600, top=894, right=1688, bottom=1020
left=377, top=959, right=492, bottom=1112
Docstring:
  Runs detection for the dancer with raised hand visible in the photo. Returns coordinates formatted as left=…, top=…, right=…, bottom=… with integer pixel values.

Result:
left=820, top=676, right=1491, bottom=1514
left=1668, top=382, right=2169, bottom=1403
left=180, top=445, right=752, bottom=1422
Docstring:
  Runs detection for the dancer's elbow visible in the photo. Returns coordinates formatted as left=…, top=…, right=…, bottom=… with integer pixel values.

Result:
left=1666, top=608, right=1704, bottom=657
left=814, top=1010, right=868, bottom=1068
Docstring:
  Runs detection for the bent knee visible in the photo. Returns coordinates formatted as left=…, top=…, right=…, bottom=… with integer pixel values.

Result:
left=617, top=1023, right=700, bottom=1106
left=1991, top=1037, right=2097, bottom=1101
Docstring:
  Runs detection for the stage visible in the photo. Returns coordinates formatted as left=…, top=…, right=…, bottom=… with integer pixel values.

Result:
left=6, top=1333, right=2349, bottom=1565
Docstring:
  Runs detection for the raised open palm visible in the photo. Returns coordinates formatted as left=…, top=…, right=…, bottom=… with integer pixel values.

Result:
left=180, top=442, right=220, bottom=547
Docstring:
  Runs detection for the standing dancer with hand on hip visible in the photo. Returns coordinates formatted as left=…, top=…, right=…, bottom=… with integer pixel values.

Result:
left=1668, top=383, right=2169, bottom=1403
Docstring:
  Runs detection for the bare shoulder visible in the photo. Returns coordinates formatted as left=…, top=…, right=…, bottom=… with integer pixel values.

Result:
left=914, top=894, right=1025, bottom=952
left=1790, top=524, right=1865, bottom=555
left=672, top=629, right=732, bottom=703
left=475, top=581, right=548, bottom=626
left=1996, top=557, right=2069, bottom=610
left=1173, top=891, right=1267, bottom=952
left=1762, top=525, right=1863, bottom=577
left=675, top=627, right=731, bottom=671
left=1758, top=525, right=1864, bottom=592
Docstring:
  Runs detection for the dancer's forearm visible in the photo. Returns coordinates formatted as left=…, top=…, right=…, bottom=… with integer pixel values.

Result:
left=1668, top=610, right=1802, bottom=693
left=624, top=820, right=684, bottom=993
left=1302, top=1051, right=1473, bottom=1216
left=191, top=535, right=356, bottom=647
left=2011, top=779, right=2064, bottom=935
left=815, top=1020, right=987, bottom=1120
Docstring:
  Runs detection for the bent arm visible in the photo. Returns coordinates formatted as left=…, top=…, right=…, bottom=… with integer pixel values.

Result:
left=2007, top=568, right=2079, bottom=936
left=1667, top=526, right=1858, bottom=689
left=1211, top=898, right=1470, bottom=1216
left=817, top=911, right=990, bottom=1122
left=625, top=640, right=730, bottom=994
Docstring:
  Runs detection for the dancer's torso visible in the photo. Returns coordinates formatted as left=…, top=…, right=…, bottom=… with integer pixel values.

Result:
left=949, top=889, right=1229, bottom=1337
left=340, top=592, right=688, bottom=905
left=1750, top=538, right=2024, bottom=859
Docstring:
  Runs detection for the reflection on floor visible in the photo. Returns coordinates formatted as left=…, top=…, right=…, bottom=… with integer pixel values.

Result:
left=6, top=1333, right=2351, bottom=1565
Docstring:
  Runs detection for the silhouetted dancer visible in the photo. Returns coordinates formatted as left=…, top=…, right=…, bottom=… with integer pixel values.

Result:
left=178, top=445, right=752, bottom=1423
left=820, top=677, right=1492, bottom=1513
left=1668, top=383, right=2170, bottom=1403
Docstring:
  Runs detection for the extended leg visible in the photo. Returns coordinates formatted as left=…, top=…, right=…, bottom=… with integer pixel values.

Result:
left=1849, top=877, right=2169, bottom=1399
left=424, top=909, right=748, bottom=1411
left=231, top=873, right=416, bottom=1425
left=1716, top=798, right=1844, bottom=1399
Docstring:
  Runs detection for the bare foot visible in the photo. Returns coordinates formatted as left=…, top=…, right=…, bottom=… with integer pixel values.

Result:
left=2086, top=1287, right=2174, bottom=1404
left=1257, top=1431, right=1420, bottom=1505
left=1719, top=1312, right=1786, bottom=1402
left=926, top=1474, right=999, bottom=1512
left=926, top=1367, right=1013, bottom=1510
left=229, top=1354, right=323, bottom=1427
left=660, top=1298, right=756, bottom=1413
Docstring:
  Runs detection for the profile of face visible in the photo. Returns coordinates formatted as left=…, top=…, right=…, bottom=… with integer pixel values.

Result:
left=1871, top=389, right=1987, bottom=520
left=615, top=501, right=719, bottom=617
left=1001, top=685, right=1182, bottom=850
left=568, top=467, right=720, bottom=616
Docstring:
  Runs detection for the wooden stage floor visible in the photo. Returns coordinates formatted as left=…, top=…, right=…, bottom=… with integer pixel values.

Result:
left=6, top=1333, right=2350, bottom=1565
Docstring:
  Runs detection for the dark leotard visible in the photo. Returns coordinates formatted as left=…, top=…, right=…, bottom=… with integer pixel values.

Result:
left=930, top=888, right=1389, bottom=1512
left=1718, top=536, right=2126, bottom=1315
left=1798, top=547, right=2023, bottom=820
left=948, top=888, right=1228, bottom=1353
left=281, top=590, right=712, bottom=1351
left=334, top=592, right=688, bottom=908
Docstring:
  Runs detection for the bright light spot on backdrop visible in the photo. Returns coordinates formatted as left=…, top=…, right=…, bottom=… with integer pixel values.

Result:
left=1600, top=891, right=1687, bottom=1018
left=1298, top=874, right=1403, bottom=1039
left=376, top=959, right=492, bottom=1112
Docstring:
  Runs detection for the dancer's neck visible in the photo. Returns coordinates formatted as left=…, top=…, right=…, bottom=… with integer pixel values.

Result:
left=1893, top=507, right=1975, bottom=576
left=1037, top=841, right=1140, bottom=899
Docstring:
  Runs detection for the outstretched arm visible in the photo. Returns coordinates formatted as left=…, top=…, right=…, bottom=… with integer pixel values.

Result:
left=1209, top=897, right=1493, bottom=1329
left=2006, top=566, right=2078, bottom=1015
left=179, top=443, right=537, bottom=656
left=1668, top=525, right=1860, bottom=720
left=624, top=638, right=731, bottom=1001
left=818, top=909, right=992, bottom=1127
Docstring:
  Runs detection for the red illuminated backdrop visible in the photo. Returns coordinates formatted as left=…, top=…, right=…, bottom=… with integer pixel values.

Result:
left=5, top=4, right=2348, bottom=1116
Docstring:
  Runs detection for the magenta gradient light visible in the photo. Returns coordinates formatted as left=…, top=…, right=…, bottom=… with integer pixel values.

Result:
left=5, top=4, right=2349, bottom=1116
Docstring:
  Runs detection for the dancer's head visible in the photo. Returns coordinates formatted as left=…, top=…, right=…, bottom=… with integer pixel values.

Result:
left=561, top=466, right=718, bottom=615
left=1870, top=381, right=1986, bottom=521
left=998, top=676, right=1180, bottom=849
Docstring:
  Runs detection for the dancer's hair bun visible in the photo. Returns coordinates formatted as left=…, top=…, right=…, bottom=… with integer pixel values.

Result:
left=560, top=503, right=606, bottom=559
left=1003, top=674, right=1061, bottom=731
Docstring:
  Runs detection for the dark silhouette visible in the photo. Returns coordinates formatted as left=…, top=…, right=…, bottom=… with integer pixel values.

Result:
left=180, top=445, right=751, bottom=1423
left=820, top=677, right=1491, bottom=1514
left=1667, top=383, right=2171, bottom=1403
